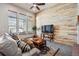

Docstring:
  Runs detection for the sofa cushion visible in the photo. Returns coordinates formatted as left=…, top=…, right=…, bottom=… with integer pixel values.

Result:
left=9, top=33, right=19, bottom=40
left=22, top=48, right=40, bottom=56
left=0, top=33, right=22, bottom=56
left=15, top=48, right=22, bottom=56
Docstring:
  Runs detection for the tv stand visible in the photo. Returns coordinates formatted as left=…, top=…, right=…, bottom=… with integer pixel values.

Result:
left=41, top=33, right=54, bottom=41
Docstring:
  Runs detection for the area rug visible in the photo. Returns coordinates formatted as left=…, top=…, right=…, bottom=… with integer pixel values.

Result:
left=39, top=46, right=63, bottom=56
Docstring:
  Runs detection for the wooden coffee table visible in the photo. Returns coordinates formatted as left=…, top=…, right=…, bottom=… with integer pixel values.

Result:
left=22, top=36, right=45, bottom=49
left=33, top=37, right=44, bottom=46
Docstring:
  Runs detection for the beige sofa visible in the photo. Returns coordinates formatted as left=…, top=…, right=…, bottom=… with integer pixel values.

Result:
left=0, top=33, right=40, bottom=56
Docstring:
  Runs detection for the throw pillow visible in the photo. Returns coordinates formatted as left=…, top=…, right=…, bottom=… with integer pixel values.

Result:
left=16, top=40, right=31, bottom=53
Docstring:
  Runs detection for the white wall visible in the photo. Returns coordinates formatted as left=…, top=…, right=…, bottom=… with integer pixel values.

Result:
left=0, top=4, right=8, bottom=33
left=36, top=3, right=77, bottom=44
left=0, top=3, right=35, bottom=34
left=77, top=24, right=79, bottom=44
left=77, top=4, right=79, bottom=44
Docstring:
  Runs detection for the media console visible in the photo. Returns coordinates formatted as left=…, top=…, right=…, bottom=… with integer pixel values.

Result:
left=41, top=33, right=54, bottom=41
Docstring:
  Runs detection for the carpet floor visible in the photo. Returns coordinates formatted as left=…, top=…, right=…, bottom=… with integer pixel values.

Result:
left=46, top=40, right=73, bottom=56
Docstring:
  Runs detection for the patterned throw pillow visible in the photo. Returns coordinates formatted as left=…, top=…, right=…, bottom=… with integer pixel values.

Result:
left=16, top=40, right=31, bottom=53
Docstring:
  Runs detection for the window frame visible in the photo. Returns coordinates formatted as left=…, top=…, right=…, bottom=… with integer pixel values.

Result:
left=8, top=10, right=17, bottom=33
left=8, top=10, right=33, bottom=34
left=18, top=13, right=27, bottom=33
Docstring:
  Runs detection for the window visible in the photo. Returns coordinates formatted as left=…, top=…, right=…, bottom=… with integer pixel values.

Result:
left=18, top=13, right=27, bottom=33
left=8, top=10, right=17, bottom=33
left=8, top=10, right=28, bottom=34
left=28, top=16, right=34, bottom=33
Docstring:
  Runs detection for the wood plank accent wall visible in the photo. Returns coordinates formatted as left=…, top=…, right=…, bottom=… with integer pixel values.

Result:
left=36, top=3, right=77, bottom=46
left=52, top=17, right=77, bottom=46
left=77, top=16, right=79, bottom=23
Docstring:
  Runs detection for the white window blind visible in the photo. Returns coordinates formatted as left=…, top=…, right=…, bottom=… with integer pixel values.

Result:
left=8, top=10, right=33, bottom=34
left=18, top=13, right=27, bottom=33
left=8, top=11, right=17, bottom=33
left=28, top=16, right=33, bottom=33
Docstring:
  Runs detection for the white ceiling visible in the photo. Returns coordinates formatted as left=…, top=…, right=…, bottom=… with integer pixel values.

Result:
left=12, top=3, right=57, bottom=14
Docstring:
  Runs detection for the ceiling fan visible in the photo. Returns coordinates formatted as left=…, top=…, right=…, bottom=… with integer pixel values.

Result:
left=30, top=3, right=45, bottom=10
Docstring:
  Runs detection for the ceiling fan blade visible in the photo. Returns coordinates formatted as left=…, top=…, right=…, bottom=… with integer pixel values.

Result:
left=37, top=3, right=45, bottom=5
left=36, top=6, right=40, bottom=10
left=30, top=6, right=33, bottom=9
left=33, top=3, right=45, bottom=5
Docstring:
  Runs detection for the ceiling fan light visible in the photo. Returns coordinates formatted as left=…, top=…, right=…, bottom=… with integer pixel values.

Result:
left=33, top=4, right=37, bottom=7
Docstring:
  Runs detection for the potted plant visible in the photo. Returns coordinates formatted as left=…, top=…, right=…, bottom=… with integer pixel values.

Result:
left=32, top=26, right=37, bottom=35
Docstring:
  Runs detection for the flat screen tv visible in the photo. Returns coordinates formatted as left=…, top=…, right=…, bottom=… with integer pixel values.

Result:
left=42, top=25, right=54, bottom=33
